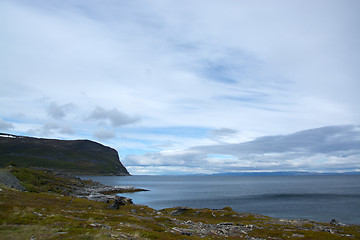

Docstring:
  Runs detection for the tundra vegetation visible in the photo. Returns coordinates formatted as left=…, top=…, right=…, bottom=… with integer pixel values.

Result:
left=0, top=167, right=359, bottom=239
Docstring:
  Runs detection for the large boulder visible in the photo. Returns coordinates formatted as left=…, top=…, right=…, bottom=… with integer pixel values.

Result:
left=109, top=196, right=133, bottom=209
left=170, top=207, right=191, bottom=216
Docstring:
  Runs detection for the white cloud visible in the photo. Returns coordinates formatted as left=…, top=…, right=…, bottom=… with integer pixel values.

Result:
left=1, top=0, right=359, bottom=174
left=47, top=102, right=74, bottom=119
left=28, top=120, right=74, bottom=137
left=3, top=0, right=359, bottom=133
left=0, top=119, right=14, bottom=131
left=93, top=128, right=116, bottom=141
left=208, top=128, right=255, bottom=143
left=88, top=106, right=141, bottom=127
left=125, top=125, right=360, bottom=174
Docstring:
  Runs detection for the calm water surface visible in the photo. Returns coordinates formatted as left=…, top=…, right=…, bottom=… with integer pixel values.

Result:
left=82, top=175, right=360, bottom=225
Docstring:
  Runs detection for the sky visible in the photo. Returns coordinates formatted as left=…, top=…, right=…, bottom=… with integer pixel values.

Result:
left=1, top=0, right=360, bottom=175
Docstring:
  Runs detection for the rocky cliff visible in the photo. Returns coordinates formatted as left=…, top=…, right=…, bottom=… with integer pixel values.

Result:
left=0, top=133, right=130, bottom=175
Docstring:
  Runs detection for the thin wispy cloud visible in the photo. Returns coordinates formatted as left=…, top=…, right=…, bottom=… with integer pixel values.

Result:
left=209, top=128, right=239, bottom=143
left=1, top=0, right=359, bottom=174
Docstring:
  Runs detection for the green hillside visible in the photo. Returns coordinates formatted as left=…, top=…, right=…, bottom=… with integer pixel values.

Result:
left=0, top=133, right=129, bottom=175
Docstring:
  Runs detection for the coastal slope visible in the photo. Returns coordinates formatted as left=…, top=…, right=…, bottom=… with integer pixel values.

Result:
left=0, top=167, right=359, bottom=239
left=0, top=133, right=129, bottom=175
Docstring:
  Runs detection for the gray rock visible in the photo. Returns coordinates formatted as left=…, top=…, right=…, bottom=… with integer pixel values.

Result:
left=87, top=193, right=108, bottom=202
left=0, top=169, right=26, bottom=191
left=89, top=222, right=111, bottom=229
left=52, top=232, right=68, bottom=236
left=330, top=219, right=347, bottom=226
left=109, top=196, right=133, bottom=209
left=322, top=228, right=335, bottom=234
left=217, top=222, right=234, bottom=226
left=33, top=212, right=43, bottom=217
left=71, top=184, right=146, bottom=203
left=102, top=224, right=112, bottom=230
left=292, top=233, right=304, bottom=238
left=90, top=223, right=103, bottom=227
left=170, top=207, right=190, bottom=216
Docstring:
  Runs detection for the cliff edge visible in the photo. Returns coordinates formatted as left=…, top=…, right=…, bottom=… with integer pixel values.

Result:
left=0, top=133, right=130, bottom=175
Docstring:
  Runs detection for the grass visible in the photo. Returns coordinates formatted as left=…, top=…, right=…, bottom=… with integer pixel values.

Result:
left=9, top=167, right=86, bottom=194
left=1, top=167, right=359, bottom=239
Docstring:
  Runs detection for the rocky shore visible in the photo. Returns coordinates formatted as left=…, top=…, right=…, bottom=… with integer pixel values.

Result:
left=158, top=207, right=356, bottom=239
left=72, top=182, right=147, bottom=203
left=1, top=167, right=359, bottom=239
left=0, top=166, right=147, bottom=203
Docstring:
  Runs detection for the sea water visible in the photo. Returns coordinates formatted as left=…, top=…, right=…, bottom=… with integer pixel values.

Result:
left=82, top=175, right=360, bottom=225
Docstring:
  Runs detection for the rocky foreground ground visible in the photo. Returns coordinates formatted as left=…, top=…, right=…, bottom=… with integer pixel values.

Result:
left=0, top=167, right=359, bottom=239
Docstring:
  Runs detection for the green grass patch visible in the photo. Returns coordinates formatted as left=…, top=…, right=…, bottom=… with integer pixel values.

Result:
left=1, top=167, right=360, bottom=239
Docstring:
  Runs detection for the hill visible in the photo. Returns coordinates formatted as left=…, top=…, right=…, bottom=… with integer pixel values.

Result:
left=0, top=133, right=129, bottom=175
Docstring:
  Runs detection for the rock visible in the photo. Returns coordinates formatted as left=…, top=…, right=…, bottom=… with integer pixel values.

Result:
left=0, top=169, right=26, bottom=191
left=102, top=224, right=112, bottom=230
left=87, top=193, right=108, bottom=202
left=171, top=227, right=193, bottom=236
left=170, top=207, right=190, bottom=216
left=217, top=222, right=234, bottom=226
left=292, top=233, right=304, bottom=238
left=89, top=222, right=111, bottom=229
left=322, top=228, right=335, bottom=234
left=90, top=223, right=103, bottom=228
left=185, top=220, right=194, bottom=225
left=330, top=219, right=346, bottom=226
left=52, top=232, right=68, bottom=236
left=71, top=183, right=146, bottom=203
left=33, top=212, right=43, bottom=217
left=170, top=216, right=254, bottom=237
left=109, top=196, right=133, bottom=209
left=99, top=185, right=148, bottom=194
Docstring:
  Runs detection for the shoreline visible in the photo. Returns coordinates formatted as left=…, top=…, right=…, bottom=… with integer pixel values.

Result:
left=1, top=167, right=359, bottom=239
left=73, top=184, right=149, bottom=202
left=84, top=174, right=360, bottom=226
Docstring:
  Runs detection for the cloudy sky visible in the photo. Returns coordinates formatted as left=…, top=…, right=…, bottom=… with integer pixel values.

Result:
left=1, top=0, right=360, bottom=174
